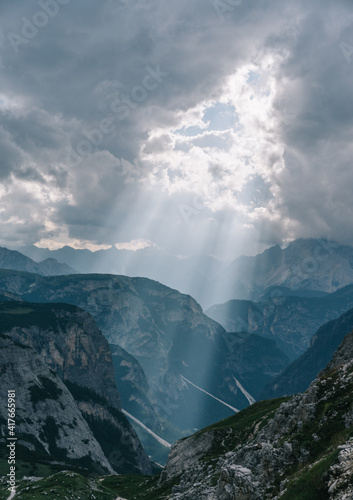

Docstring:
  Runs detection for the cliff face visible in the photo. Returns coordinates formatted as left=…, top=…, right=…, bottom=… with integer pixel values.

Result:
left=261, top=307, right=353, bottom=399
left=157, top=330, right=353, bottom=499
left=0, top=302, right=151, bottom=476
left=213, top=238, right=353, bottom=306
left=109, top=343, right=173, bottom=464
left=1, top=302, right=121, bottom=410
left=206, top=285, right=353, bottom=360
left=0, top=271, right=289, bottom=436
left=0, top=335, right=113, bottom=474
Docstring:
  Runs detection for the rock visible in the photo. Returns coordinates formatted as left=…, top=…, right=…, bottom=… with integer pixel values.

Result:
left=0, top=335, right=113, bottom=473
left=158, top=330, right=353, bottom=499
left=0, top=301, right=151, bottom=475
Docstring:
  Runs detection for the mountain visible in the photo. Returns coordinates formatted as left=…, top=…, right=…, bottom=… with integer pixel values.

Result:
left=6, top=326, right=353, bottom=499
left=152, top=328, right=353, bottom=499
left=34, top=257, right=77, bottom=276
left=110, top=342, right=178, bottom=465
left=260, top=307, right=353, bottom=400
left=19, top=238, right=353, bottom=308
left=0, top=334, right=114, bottom=475
left=0, top=301, right=151, bottom=475
left=110, top=332, right=289, bottom=464
left=206, top=285, right=353, bottom=360
left=211, top=238, right=353, bottom=305
left=20, top=244, right=223, bottom=308
left=0, top=270, right=289, bottom=440
left=0, top=247, right=77, bottom=276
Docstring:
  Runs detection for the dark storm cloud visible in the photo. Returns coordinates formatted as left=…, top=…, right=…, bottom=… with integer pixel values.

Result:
left=0, top=0, right=353, bottom=253
left=0, top=128, right=23, bottom=179
left=264, top=1, right=353, bottom=245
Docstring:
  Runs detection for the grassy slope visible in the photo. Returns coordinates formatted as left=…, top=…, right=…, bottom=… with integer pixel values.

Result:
left=0, top=398, right=290, bottom=499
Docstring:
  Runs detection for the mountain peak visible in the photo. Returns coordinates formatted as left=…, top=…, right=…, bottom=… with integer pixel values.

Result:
left=0, top=247, right=77, bottom=276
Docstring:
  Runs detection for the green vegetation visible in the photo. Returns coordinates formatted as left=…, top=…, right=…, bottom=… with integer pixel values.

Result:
left=0, top=306, right=34, bottom=315
left=0, top=472, right=178, bottom=500
left=0, top=471, right=115, bottom=499
left=0, top=441, right=89, bottom=481
left=100, top=474, right=179, bottom=500
left=279, top=453, right=337, bottom=500
left=29, top=376, right=63, bottom=406
left=199, top=396, right=290, bottom=435
left=63, top=380, right=107, bottom=407
left=196, top=397, right=290, bottom=460
left=0, top=302, right=81, bottom=333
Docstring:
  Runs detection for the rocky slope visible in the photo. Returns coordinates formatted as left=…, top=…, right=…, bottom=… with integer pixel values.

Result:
left=0, top=334, right=113, bottom=475
left=0, top=271, right=289, bottom=437
left=206, top=285, right=353, bottom=359
left=0, top=247, right=77, bottom=276
left=131, top=333, right=353, bottom=500
left=110, top=342, right=177, bottom=464
left=9, top=329, right=353, bottom=499
left=0, top=290, right=23, bottom=302
left=35, top=257, right=77, bottom=276
left=0, top=301, right=151, bottom=475
left=261, top=307, right=353, bottom=399
left=0, top=302, right=122, bottom=408
left=153, top=329, right=353, bottom=499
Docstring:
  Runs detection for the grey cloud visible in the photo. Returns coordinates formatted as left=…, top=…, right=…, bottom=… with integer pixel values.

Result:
left=1, top=109, right=65, bottom=152
left=0, top=0, right=353, bottom=254
left=0, top=129, right=23, bottom=179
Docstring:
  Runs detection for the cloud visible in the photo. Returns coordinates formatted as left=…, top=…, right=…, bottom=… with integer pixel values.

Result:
left=0, top=0, right=353, bottom=256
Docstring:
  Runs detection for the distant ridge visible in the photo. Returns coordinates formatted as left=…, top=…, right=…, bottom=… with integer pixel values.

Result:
left=0, top=247, right=78, bottom=276
left=19, top=238, right=353, bottom=308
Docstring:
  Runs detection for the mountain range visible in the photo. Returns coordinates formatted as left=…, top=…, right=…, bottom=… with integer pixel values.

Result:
left=0, top=270, right=289, bottom=440
left=206, top=285, right=353, bottom=360
left=19, top=238, right=353, bottom=308
left=2, top=319, right=353, bottom=499
left=1, top=239, right=353, bottom=498
left=260, top=306, right=353, bottom=400
left=0, top=247, right=77, bottom=276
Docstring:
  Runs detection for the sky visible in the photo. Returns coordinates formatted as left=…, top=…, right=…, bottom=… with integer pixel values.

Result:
left=1, top=0, right=353, bottom=259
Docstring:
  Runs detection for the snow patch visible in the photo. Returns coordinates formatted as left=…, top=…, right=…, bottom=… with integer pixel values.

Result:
left=233, top=377, right=256, bottom=405
left=181, top=375, right=240, bottom=413
left=122, top=409, right=171, bottom=448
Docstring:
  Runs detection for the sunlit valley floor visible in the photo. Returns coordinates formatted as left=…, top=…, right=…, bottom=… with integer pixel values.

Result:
left=1, top=240, right=353, bottom=499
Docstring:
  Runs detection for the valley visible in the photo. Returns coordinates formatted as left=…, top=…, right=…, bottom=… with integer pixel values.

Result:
left=1, top=240, right=353, bottom=499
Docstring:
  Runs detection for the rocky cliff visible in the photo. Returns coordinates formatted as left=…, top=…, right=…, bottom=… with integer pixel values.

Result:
left=0, top=334, right=114, bottom=475
left=155, top=329, right=353, bottom=499
left=212, top=238, right=353, bottom=305
left=0, top=271, right=289, bottom=438
left=0, top=301, right=151, bottom=476
left=261, top=307, right=353, bottom=399
left=206, top=285, right=353, bottom=360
